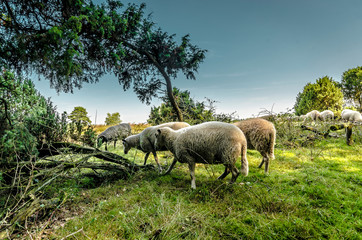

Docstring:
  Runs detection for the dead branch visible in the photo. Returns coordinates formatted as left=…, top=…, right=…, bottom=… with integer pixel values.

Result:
left=301, top=123, right=354, bottom=145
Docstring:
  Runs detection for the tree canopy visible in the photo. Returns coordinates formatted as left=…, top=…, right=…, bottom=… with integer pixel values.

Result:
left=294, top=76, right=344, bottom=116
left=68, top=106, right=91, bottom=124
left=0, top=0, right=207, bottom=121
left=105, top=112, right=121, bottom=125
left=341, top=67, right=362, bottom=111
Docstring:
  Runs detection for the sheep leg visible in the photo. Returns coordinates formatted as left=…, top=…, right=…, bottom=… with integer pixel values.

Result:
left=264, top=157, right=270, bottom=174
left=240, top=145, right=249, bottom=176
left=152, top=151, right=163, bottom=172
left=258, top=159, right=264, bottom=168
left=162, top=158, right=178, bottom=176
left=188, top=162, right=196, bottom=189
left=218, top=166, right=230, bottom=180
left=114, top=140, right=117, bottom=149
left=230, top=164, right=240, bottom=183
left=143, top=152, right=150, bottom=165
left=105, top=143, right=108, bottom=151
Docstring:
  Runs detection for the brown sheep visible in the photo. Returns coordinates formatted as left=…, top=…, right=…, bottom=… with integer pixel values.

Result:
left=233, top=118, right=276, bottom=173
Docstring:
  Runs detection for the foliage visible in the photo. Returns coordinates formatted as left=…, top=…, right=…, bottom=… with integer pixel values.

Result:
left=68, top=106, right=91, bottom=124
left=340, top=66, right=362, bottom=110
left=0, top=0, right=143, bottom=92
left=0, top=69, right=68, bottom=163
left=105, top=112, right=122, bottom=126
left=0, top=70, right=68, bottom=235
left=148, top=87, right=237, bottom=125
left=80, top=125, right=97, bottom=147
left=0, top=0, right=207, bottom=121
left=294, top=76, right=344, bottom=116
left=68, top=106, right=91, bottom=141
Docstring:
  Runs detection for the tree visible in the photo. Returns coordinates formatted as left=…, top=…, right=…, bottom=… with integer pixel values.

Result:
left=0, top=70, right=68, bottom=150
left=294, top=76, right=344, bottom=115
left=68, top=106, right=91, bottom=140
left=68, top=106, right=91, bottom=124
left=148, top=87, right=237, bottom=125
left=105, top=112, right=121, bottom=125
left=0, top=0, right=207, bottom=121
left=341, top=67, right=362, bottom=111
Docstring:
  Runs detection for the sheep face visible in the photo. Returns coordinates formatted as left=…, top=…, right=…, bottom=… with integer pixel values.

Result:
left=122, top=139, right=131, bottom=154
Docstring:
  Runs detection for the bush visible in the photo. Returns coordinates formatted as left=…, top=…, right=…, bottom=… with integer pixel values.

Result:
left=0, top=70, right=67, bottom=163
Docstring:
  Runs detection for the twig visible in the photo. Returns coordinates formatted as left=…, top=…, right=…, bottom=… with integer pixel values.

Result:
left=60, top=227, right=84, bottom=240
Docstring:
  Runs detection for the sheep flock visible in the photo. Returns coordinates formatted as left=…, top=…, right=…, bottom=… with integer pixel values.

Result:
left=97, top=108, right=361, bottom=189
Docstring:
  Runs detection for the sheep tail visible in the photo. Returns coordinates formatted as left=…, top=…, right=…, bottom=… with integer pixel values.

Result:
left=240, top=143, right=249, bottom=176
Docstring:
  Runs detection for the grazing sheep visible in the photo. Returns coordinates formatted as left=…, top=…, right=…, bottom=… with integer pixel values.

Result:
left=341, top=109, right=362, bottom=122
left=320, top=110, right=334, bottom=121
left=305, top=110, right=322, bottom=121
left=97, top=123, right=132, bottom=151
left=233, top=118, right=276, bottom=173
left=122, top=122, right=190, bottom=171
left=154, top=121, right=248, bottom=189
left=299, top=114, right=307, bottom=121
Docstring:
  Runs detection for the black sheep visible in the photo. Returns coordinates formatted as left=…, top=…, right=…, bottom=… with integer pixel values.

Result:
left=97, top=123, right=132, bottom=151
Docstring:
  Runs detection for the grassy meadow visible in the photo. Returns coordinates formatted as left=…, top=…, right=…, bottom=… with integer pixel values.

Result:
left=18, top=122, right=362, bottom=239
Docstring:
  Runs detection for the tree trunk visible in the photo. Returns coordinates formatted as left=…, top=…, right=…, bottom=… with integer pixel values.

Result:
left=121, top=42, right=184, bottom=122
left=163, top=74, right=184, bottom=122
left=346, top=124, right=353, bottom=146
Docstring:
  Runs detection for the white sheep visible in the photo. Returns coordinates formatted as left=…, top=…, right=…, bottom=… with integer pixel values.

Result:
left=233, top=118, right=276, bottom=173
left=155, top=121, right=248, bottom=189
left=341, top=109, right=362, bottom=122
left=305, top=110, right=322, bottom=121
left=122, top=122, right=190, bottom=171
left=299, top=114, right=307, bottom=121
left=320, top=110, right=334, bottom=121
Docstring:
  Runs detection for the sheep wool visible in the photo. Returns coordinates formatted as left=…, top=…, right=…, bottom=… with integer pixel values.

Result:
left=320, top=110, right=334, bottom=121
left=341, top=109, right=362, bottom=122
left=122, top=122, right=190, bottom=171
left=305, top=110, right=322, bottom=121
left=155, top=121, right=248, bottom=189
left=97, top=123, right=132, bottom=151
left=233, top=118, right=276, bottom=173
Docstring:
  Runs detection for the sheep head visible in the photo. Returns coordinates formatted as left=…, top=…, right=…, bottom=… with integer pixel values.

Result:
left=122, top=139, right=131, bottom=154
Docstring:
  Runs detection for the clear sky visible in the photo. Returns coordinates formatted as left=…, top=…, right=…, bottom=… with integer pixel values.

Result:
left=33, top=0, right=362, bottom=124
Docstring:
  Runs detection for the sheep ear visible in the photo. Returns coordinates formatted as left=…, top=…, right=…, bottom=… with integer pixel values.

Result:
left=122, top=139, right=126, bottom=143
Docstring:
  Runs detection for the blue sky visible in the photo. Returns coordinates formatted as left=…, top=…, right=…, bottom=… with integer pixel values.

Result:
left=33, top=0, right=362, bottom=123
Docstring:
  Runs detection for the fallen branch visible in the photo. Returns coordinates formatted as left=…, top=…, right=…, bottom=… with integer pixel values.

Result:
left=0, top=142, right=156, bottom=237
left=301, top=123, right=354, bottom=145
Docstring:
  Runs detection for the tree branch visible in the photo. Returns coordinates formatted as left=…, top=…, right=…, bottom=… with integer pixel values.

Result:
left=2, top=0, right=20, bottom=33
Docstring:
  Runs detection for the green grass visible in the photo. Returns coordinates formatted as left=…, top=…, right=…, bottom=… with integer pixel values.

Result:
left=35, top=135, right=362, bottom=240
